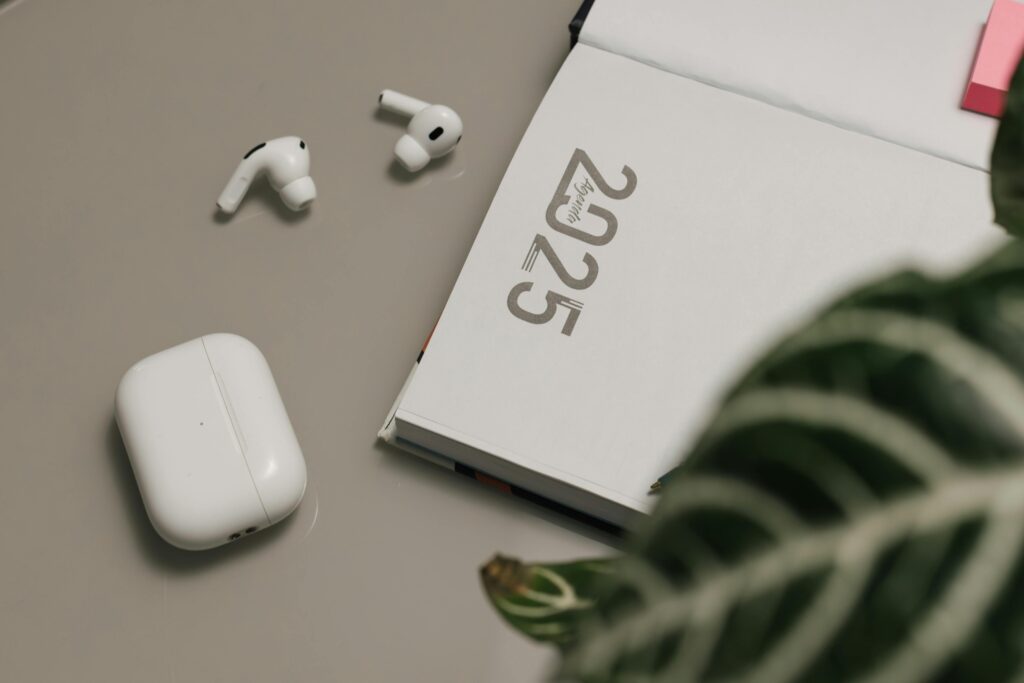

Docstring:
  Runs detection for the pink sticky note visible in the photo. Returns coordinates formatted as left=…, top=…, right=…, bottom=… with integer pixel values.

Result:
left=963, top=0, right=1024, bottom=117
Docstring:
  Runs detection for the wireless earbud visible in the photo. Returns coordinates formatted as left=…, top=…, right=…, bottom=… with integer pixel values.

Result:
left=378, top=90, right=463, bottom=172
left=217, top=136, right=316, bottom=214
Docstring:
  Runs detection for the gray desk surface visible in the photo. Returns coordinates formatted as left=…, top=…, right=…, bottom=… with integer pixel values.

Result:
left=0, top=1, right=615, bottom=680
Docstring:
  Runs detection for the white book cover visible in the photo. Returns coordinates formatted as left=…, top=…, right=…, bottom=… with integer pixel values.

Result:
left=381, top=2, right=1004, bottom=527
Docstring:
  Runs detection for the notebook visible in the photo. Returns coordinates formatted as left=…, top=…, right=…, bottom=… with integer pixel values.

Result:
left=380, top=0, right=1005, bottom=529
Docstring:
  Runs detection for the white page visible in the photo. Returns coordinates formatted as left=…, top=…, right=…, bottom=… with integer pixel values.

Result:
left=581, top=0, right=998, bottom=170
left=396, top=45, right=1001, bottom=519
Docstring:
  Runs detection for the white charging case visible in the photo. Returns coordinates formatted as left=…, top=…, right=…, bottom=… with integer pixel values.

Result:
left=115, top=334, right=307, bottom=550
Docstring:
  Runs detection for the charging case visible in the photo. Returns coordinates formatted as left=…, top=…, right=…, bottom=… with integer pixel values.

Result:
left=115, top=334, right=307, bottom=550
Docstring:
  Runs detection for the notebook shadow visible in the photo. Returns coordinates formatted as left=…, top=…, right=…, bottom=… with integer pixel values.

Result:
left=105, top=419, right=297, bottom=574
left=373, top=439, right=625, bottom=551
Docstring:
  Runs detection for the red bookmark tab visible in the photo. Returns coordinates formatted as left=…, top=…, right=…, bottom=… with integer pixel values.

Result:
left=963, top=0, right=1024, bottom=117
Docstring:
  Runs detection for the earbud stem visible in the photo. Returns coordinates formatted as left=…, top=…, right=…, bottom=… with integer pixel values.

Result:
left=216, top=157, right=258, bottom=214
left=379, top=89, right=429, bottom=118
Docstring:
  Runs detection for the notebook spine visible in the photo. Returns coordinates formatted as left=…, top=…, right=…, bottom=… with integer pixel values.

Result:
left=569, top=0, right=596, bottom=47
left=453, top=462, right=622, bottom=536
left=383, top=323, right=622, bottom=537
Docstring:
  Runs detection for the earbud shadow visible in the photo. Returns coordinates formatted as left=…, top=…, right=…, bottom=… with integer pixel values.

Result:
left=212, top=179, right=312, bottom=226
left=386, top=153, right=455, bottom=185
left=105, top=419, right=297, bottom=574
left=373, top=107, right=408, bottom=128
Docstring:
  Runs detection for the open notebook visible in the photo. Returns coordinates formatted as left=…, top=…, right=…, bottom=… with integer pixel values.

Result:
left=380, top=0, right=1005, bottom=529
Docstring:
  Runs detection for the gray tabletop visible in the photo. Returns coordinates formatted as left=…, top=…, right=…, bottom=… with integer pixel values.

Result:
left=0, top=1, right=616, bottom=680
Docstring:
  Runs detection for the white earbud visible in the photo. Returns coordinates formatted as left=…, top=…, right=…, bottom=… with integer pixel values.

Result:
left=217, top=136, right=316, bottom=214
left=378, top=90, right=463, bottom=172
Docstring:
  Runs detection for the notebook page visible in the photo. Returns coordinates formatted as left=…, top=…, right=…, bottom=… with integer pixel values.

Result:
left=580, top=0, right=998, bottom=170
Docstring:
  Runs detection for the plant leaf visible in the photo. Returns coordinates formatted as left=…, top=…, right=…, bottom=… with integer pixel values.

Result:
left=991, top=55, right=1024, bottom=235
left=554, top=241, right=1024, bottom=682
left=480, top=554, right=613, bottom=650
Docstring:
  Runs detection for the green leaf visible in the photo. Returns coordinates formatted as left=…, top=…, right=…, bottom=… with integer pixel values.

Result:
left=991, top=55, right=1024, bottom=235
left=479, top=554, right=613, bottom=649
left=552, top=240, right=1024, bottom=682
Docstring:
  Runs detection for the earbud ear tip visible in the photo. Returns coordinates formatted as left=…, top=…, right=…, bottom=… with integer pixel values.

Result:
left=395, top=135, right=431, bottom=172
left=279, top=176, right=317, bottom=211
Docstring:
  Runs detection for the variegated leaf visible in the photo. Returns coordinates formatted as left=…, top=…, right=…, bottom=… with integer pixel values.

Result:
left=993, top=54, right=1024, bottom=235
left=550, top=241, right=1024, bottom=682
left=480, top=555, right=613, bottom=649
